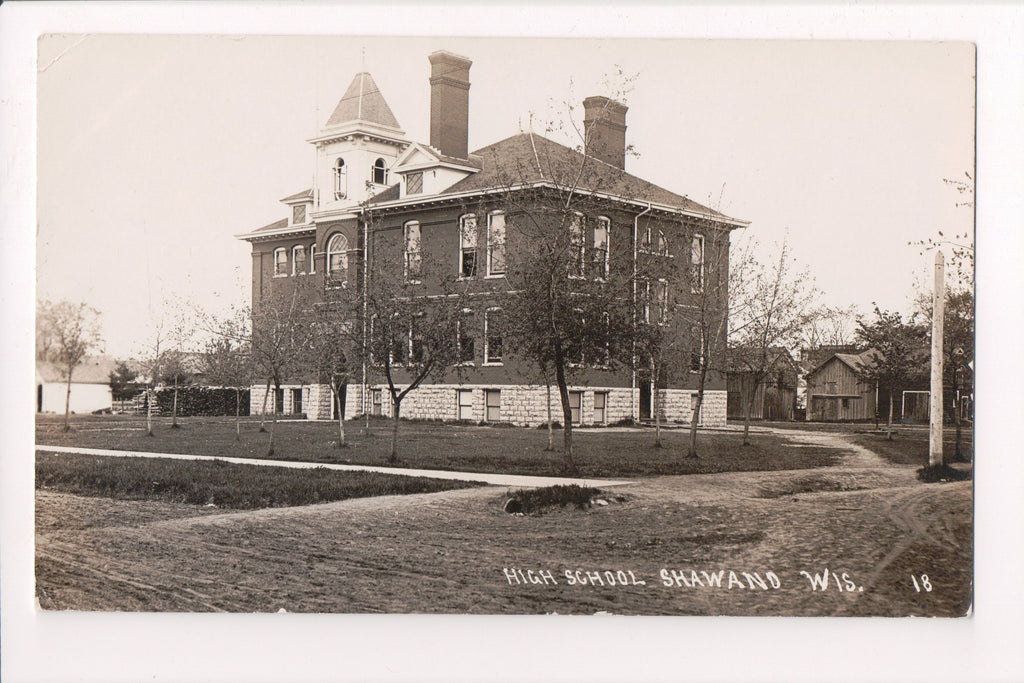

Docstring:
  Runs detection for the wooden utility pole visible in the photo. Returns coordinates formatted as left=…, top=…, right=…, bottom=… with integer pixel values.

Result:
left=929, top=250, right=945, bottom=467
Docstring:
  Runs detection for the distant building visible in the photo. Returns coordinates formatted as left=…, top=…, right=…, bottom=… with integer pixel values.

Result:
left=727, top=347, right=799, bottom=421
left=237, top=50, right=748, bottom=426
left=803, top=349, right=882, bottom=422
left=36, top=356, right=118, bottom=414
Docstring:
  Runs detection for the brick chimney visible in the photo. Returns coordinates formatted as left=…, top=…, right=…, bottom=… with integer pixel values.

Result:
left=428, top=51, right=472, bottom=160
left=583, top=96, right=628, bottom=169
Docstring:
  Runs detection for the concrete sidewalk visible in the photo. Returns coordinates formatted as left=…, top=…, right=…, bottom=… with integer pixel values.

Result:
left=35, top=444, right=634, bottom=489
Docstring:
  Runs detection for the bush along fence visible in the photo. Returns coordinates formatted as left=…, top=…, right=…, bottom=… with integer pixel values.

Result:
left=153, top=387, right=252, bottom=417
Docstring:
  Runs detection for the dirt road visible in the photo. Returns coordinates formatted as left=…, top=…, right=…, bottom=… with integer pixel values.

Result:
left=35, top=430, right=971, bottom=615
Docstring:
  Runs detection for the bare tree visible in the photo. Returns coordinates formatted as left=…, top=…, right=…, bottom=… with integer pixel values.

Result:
left=250, top=279, right=316, bottom=456
left=136, top=319, right=165, bottom=437
left=36, top=300, right=103, bottom=431
left=200, top=308, right=252, bottom=441
left=356, top=232, right=474, bottom=462
left=729, top=235, right=820, bottom=445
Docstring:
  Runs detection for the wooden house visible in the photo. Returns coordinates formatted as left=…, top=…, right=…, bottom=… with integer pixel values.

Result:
left=726, top=347, right=799, bottom=421
left=804, top=349, right=881, bottom=422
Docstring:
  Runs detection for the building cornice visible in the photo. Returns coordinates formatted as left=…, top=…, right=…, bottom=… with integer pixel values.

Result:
left=363, top=180, right=750, bottom=228
left=235, top=224, right=316, bottom=242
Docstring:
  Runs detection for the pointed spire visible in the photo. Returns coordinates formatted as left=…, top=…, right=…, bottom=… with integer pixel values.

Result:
left=324, top=72, right=401, bottom=130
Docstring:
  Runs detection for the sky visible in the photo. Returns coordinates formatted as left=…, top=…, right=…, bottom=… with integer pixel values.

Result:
left=36, top=35, right=975, bottom=358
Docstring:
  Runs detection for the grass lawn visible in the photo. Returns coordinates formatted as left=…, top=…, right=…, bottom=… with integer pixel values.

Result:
left=36, top=452, right=483, bottom=509
left=36, top=414, right=845, bottom=478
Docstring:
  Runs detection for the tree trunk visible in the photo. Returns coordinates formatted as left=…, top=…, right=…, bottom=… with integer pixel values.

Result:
left=389, top=398, right=401, bottom=463
left=688, top=366, right=708, bottom=458
left=552, top=351, right=577, bottom=474
left=171, top=375, right=180, bottom=428
left=146, top=387, right=154, bottom=436
left=742, top=380, right=755, bottom=446
left=545, top=382, right=554, bottom=452
left=62, top=369, right=73, bottom=432
left=267, top=381, right=280, bottom=457
left=654, top=379, right=663, bottom=448
left=887, top=392, right=894, bottom=441
left=235, top=387, right=241, bottom=441
left=259, top=378, right=271, bottom=432
left=335, top=380, right=347, bottom=448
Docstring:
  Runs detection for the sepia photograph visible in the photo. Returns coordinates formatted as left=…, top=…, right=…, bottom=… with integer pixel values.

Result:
left=4, top=4, right=1024, bottom=683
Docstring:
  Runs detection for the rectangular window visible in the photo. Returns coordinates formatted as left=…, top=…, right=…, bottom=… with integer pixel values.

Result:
left=457, top=312, right=475, bottom=364
left=309, top=244, right=316, bottom=274
left=569, top=214, right=585, bottom=277
left=690, top=326, right=703, bottom=373
left=274, top=387, right=284, bottom=414
left=842, top=398, right=851, bottom=409
left=569, top=391, right=582, bottom=425
left=644, top=280, right=668, bottom=323
left=409, top=318, right=425, bottom=365
left=457, top=389, right=474, bottom=421
left=485, top=389, right=501, bottom=422
left=594, top=392, right=607, bottom=424
left=274, top=248, right=288, bottom=277
left=404, top=221, right=422, bottom=282
left=487, top=212, right=506, bottom=276
left=292, top=245, right=306, bottom=275
left=484, top=309, right=503, bottom=364
left=691, top=233, right=705, bottom=292
left=292, top=388, right=303, bottom=415
left=460, top=215, right=477, bottom=277
left=292, top=204, right=306, bottom=225
left=406, top=171, right=423, bottom=195
left=592, top=217, right=610, bottom=279
left=371, top=389, right=382, bottom=416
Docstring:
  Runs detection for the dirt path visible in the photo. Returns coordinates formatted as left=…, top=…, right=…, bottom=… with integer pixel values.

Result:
left=34, top=432, right=971, bottom=615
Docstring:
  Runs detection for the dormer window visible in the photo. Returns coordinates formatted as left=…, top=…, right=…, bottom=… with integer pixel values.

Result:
left=406, top=171, right=423, bottom=195
left=334, top=159, right=347, bottom=200
left=372, top=158, right=388, bottom=185
left=292, top=204, right=306, bottom=225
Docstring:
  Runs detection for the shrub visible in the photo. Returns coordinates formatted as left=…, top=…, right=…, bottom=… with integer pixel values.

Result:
left=917, top=464, right=972, bottom=483
left=155, top=387, right=250, bottom=417
left=503, top=484, right=601, bottom=514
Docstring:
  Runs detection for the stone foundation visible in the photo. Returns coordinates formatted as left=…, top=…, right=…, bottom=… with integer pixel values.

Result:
left=249, top=383, right=727, bottom=428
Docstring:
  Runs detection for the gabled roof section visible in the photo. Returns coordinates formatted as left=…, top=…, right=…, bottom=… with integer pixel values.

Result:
left=440, top=133, right=741, bottom=223
left=392, top=141, right=483, bottom=173
left=806, top=348, right=882, bottom=379
left=280, top=188, right=314, bottom=203
left=325, top=72, right=401, bottom=130
left=36, top=356, right=120, bottom=385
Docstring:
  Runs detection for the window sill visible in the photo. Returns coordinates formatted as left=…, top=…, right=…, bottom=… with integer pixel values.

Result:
left=273, top=273, right=288, bottom=278
left=455, top=361, right=476, bottom=367
left=484, top=273, right=506, bottom=279
left=482, top=361, right=503, bottom=367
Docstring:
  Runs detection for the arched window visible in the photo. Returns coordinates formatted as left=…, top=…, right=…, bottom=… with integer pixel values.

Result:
left=292, top=245, right=306, bottom=275
left=327, top=233, right=349, bottom=284
left=372, top=158, right=388, bottom=185
left=334, top=158, right=347, bottom=200
left=273, top=248, right=287, bottom=277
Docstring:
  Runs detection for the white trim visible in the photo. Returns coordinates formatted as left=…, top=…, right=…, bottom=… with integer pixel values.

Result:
left=483, top=307, right=503, bottom=366
left=486, top=211, right=506, bottom=277
left=459, top=213, right=478, bottom=278
left=403, top=220, right=422, bottom=283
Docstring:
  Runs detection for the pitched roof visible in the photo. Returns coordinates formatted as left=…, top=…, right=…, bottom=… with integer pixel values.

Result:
left=280, top=188, right=314, bottom=203
left=252, top=218, right=288, bottom=233
left=440, top=133, right=736, bottom=221
left=806, top=348, right=882, bottom=379
left=36, top=356, right=120, bottom=385
left=324, top=72, right=401, bottom=130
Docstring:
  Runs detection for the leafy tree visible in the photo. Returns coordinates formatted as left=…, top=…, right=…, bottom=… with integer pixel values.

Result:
left=729, top=235, right=819, bottom=445
left=108, top=360, right=139, bottom=401
left=36, top=300, right=103, bottom=431
left=855, top=307, right=928, bottom=439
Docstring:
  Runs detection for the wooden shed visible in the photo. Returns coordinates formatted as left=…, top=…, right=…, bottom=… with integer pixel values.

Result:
left=804, top=349, right=880, bottom=422
left=727, top=347, right=799, bottom=421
